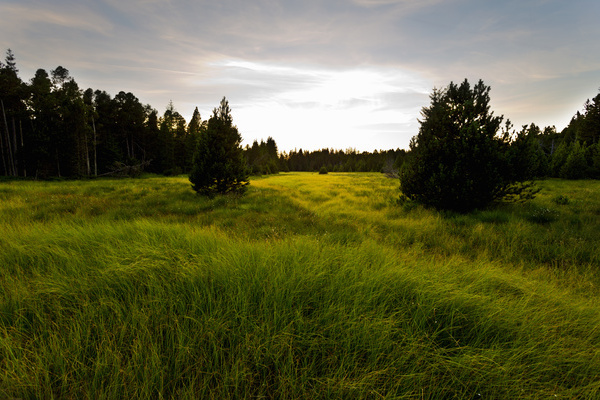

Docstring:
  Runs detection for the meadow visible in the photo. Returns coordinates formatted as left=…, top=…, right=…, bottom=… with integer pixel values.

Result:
left=1, top=172, right=600, bottom=399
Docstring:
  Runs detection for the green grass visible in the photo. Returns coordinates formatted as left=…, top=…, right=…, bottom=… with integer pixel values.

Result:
left=1, top=173, right=600, bottom=398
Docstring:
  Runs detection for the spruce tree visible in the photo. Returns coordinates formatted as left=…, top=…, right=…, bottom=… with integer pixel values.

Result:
left=400, top=79, right=537, bottom=212
left=189, top=97, right=249, bottom=196
left=560, top=142, right=587, bottom=179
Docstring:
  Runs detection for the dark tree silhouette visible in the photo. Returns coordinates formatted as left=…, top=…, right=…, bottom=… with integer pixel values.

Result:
left=189, top=97, right=249, bottom=195
left=400, top=79, right=537, bottom=212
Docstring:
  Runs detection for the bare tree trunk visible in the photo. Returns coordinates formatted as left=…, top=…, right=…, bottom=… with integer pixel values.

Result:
left=126, top=137, right=131, bottom=160
left=92, top=115, right=97, bottom=176
left=6, top=121, right=14, bottom=176
left=12, top=117, right=18, bottom=176
left=1, top=100, right=15, bottom=176
left=20, top=120, right=25, bottom=177
left=56, top=149, right=61, bottom=178
left=0, top=103, right=7, bottom=175
left=84, top=127, right=90, bottom=176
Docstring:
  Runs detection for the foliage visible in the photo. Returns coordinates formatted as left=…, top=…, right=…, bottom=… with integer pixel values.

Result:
left=400, top=79, right=538, bottom=212
left=245, top=137, right=280, bottom=175
left=282, top=147, right=406, bottom=173
left=189, top=97, right=249, bottom=196
left=581, top=92, right=600, bottom=144
left=509, top=124, right=550, bottom=178
left=547, top=90, right=600, bottom=179
left=318, top=165, right=328, bottom=174
left=552, top=194, right=570, bottom=205
left=590, top=141, right=600, bottom=178
left=560, top=141, right=588, bottom=179
left=550, top=140, right=570, bottom=177
left=0, top=50, right=201, bottom=178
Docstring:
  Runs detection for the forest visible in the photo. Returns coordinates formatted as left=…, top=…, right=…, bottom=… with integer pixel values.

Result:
left=0, top=48, right=599, bottom=179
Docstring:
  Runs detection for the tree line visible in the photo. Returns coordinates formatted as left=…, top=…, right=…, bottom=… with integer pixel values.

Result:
left=247, top=142, right=407, bottom=176
left=1, top=49, right=599, bottom=181
left=0, top=50, right=209, bottom=178
left=0, top=50, right=403, bottom=179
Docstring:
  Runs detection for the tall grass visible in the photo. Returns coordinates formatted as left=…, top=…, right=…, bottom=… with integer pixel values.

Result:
left=1, top=173, right=600, bottom=398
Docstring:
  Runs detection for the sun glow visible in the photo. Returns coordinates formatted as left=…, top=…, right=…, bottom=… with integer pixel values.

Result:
left=209, top=60, right=430, bottom=151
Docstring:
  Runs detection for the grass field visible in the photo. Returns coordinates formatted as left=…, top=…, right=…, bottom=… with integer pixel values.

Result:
left=1, top=173, right=600, bottom=399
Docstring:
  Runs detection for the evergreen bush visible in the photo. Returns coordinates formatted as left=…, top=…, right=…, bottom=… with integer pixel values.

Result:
left=400, top=79, right=537, bottom=212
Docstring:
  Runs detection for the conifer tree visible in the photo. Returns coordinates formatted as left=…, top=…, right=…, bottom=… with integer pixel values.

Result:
left=560, top=141, right=587, bottom=179
left=185, top=107, right=204, bottom=169
left=0, top=49, right=23, bottom=176
left=400, top=79, right=537, bottom=212
left=189, top=97, right=249, bottom=196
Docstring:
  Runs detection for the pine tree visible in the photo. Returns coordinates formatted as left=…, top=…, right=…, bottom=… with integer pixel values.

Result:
left=27, top=69, right=55, bottom=177
left=560, top=141, right=587, bottom=179
left=187, top=107, right=204, bottom=137
left=581, top=93, right=600, bottom=144
left=0, top=49, right=25, bottom=176
left=400, top=79, right=537, bottom=212
left=185, top=107, right=204, bottom=170
left=550, top=141, right=570, bottom=177
left=189, top=97, right=249, bottom=196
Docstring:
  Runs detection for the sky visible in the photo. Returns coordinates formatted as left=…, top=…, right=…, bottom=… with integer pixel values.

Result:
left=1, top=0, right=599, bottom=152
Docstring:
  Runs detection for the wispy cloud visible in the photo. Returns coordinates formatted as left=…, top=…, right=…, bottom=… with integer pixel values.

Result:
left=0, top=2, right=113, bottom=35
left=352, top=0, right=445, bottom=10
left=195, top=60, right=430, bottom=150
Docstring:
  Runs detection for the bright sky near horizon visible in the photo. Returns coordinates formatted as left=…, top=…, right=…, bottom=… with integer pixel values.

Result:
left=1, top=0, right=599, bottom=151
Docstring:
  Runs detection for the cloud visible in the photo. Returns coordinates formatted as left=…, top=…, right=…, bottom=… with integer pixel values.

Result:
left=203, top=60, right=430, bottom=111
left=2, top=0, right=599, bottom=150
left=352, top=0, right=446, bottom=11
left=192, top=60, right=430, bottom=150
left=0, top=2, right=113, bottom=35
left=353, top=0, right=409, bottom=4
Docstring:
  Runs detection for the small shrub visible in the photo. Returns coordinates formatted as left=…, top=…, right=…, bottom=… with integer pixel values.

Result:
left=526, top=206, right=558, bottom=224
left=319, top=166, right=328, bottom=175
left=552, top=195, right=570, bottom=205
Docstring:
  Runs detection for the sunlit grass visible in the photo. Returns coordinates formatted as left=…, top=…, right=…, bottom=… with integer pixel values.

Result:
left=1, top=173, right=600, bottom=398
